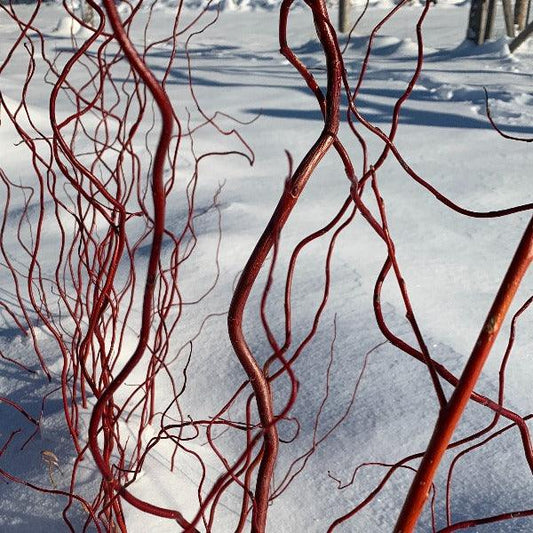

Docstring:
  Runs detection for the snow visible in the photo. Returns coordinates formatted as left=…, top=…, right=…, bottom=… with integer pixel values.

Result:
left=0, top=0, right=532, bottom=531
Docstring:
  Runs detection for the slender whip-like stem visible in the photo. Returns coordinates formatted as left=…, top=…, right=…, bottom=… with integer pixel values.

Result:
left=394, top=215, right=533, bottom=532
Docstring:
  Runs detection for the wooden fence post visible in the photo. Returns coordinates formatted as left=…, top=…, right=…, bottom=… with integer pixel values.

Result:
left=467, top=0, right=490, bottom=43
left=515, top=0, right=530, bottom=30
left=339, top=0, right=350, bottom=33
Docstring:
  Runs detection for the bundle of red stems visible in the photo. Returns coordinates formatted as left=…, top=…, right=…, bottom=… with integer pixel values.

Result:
left=0, top=0, right=532, bottom=531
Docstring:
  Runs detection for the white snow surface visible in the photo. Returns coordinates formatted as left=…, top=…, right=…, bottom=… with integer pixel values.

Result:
left=0, top=1, right=532, bottom=532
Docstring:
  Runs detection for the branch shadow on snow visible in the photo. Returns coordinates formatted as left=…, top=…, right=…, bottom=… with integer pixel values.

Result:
left=0, top=336, right=89, bottom=531
left=245, top=92, right=533, bottom=135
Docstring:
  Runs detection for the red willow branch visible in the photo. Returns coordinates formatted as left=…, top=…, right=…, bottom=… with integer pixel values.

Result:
left=86, top=1, right=195, bottom=530
left=394, top=215, right=533, bottom=532
left=484, top=87, right=533, bottom=142
left=227, top=0, right=344, bottom=530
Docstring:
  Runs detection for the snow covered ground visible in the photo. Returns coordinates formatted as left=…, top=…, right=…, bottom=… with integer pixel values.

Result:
left=0, top=0, right=532, bottom=531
